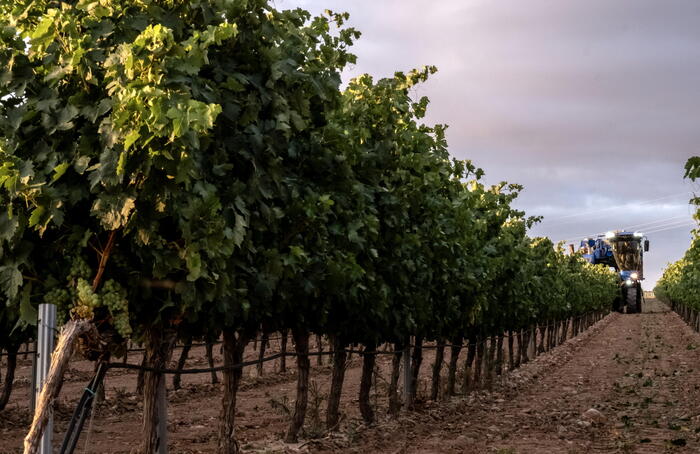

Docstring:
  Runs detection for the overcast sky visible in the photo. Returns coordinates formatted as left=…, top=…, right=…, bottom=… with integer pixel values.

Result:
left=280, top=0, right=700, bottom=287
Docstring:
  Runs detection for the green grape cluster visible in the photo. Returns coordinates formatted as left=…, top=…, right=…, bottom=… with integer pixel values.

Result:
left=112, top=312, right=132, bottom=337
left=56, top=307, right=68, bottom=324
left=100, top=279, right=132, bottom=338
left=101, top=280, right=127, bottom=311
left=43, top=288, right=69, bottom=306
left=68, top=256, right=91, bottom=281
left=44, top=287, right=71, bottom=324
left=72, top=278, right=100, bottom=319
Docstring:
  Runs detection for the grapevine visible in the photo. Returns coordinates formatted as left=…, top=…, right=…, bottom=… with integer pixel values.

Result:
left=656, top=157, right=700, bottom=307
left=68, top=256, right=92, bottom=282
left=0, top=1, right=623, bottom=451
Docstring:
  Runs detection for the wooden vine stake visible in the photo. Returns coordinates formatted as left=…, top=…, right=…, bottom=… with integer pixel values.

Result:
left=23, top=320, right=95, bottom=454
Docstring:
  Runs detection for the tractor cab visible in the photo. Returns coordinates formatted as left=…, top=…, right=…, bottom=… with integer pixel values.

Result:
left=580, top=236, right=616, bottom=268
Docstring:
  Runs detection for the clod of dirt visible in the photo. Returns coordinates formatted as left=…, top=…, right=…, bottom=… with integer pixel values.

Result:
left=456, top=435, right=475, bottom=444
left=582, top=408, right=606, bottom=424
left=577, top=420, right=592, bottom=429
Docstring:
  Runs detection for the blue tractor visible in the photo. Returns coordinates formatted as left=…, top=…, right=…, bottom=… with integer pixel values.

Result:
left=578, top=231, right=649, bottom=313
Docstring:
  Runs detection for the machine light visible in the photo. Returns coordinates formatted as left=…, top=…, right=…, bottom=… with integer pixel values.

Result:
left=633, top=231, right=643, bottom=238
left=605, top=231, right=615, bottom=239
left=625, top=279, right=633, bottom=286
left=631, top=272, right=639, bottom=280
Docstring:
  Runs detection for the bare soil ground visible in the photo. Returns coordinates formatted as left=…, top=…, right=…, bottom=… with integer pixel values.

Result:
left=3, top=299, right=700, bottom=453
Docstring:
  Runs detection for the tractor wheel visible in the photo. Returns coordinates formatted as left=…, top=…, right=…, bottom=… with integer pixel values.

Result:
left=636, top=283, right=643, bottom=313
left=613, top=295, right=623, bottom=313
left=626, top=286, right=639, bottom=313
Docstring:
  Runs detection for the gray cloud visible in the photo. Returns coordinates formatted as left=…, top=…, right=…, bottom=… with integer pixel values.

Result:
left=279, top=0, right=700, bottom=286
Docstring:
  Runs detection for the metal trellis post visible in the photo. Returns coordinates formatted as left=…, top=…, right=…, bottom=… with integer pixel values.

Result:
left=36, top=303, right=56, bottom=454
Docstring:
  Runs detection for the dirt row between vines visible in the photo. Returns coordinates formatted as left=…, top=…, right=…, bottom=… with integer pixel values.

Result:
left=2, top=299, right=698, bottom=453
left=3, top=326, right=505, bottom=453
left=317, top=299, right=700, bottom=453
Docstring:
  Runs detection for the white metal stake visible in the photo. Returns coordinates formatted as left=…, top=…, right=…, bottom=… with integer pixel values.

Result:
left=36, top=303, right=56, bottom=454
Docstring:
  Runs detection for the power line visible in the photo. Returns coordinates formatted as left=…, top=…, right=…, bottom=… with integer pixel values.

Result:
left=644, top=222, right=697, bottom=235
left=542, top=191, right=693, bottom=226
left=620, top=214, right=693, bottom=231
left=544, top=212, right=696, bottom=244
left=555, top=219, right=697, bottom=244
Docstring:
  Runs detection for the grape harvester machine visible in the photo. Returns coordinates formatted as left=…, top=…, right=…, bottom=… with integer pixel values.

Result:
left=576, top=231, right=649, bottom=313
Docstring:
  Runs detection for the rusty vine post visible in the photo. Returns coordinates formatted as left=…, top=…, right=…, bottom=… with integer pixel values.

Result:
left=141, top=329, right=176, bottom=454
left=218, top=331, right=248, bottom=454
left=359, top=342, right=376, bottom=423
left=173, top=338, right=193, bottom=390
left=463, top=334, right=477, bottom=391
left=387, top=341, right=403, bottom=415
left=474, top=335, right=484, bottom=388
left=409, top=336, right=423, bottom=403
left=507, top=330, right=515, bottom=371
left=257, top=332, right=269, bottom=377
left=156, top=375, right=168, bottom=454
left=285, top=328, right=310, bottom=443
left=326, top=335, right=347, bottom=430
left=279, top=329, right=288, bottom=373
left=430, top=340, right=445, bottom=401
left=0, top=345, right=18, bottom=411
left=403, top=339, right=412, bottom=409
left=446, top=337, right=462, bottom=396
left=29, top=351, right=37, bottom=413
left=206, top=341, right=218, bottom=384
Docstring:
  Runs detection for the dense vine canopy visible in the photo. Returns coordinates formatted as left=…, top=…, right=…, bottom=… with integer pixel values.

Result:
left=0, top=0, right=619, bottom=363
left=655, top=157, right=700, bottom=307
left=0, top=1, right=619, bottom=450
